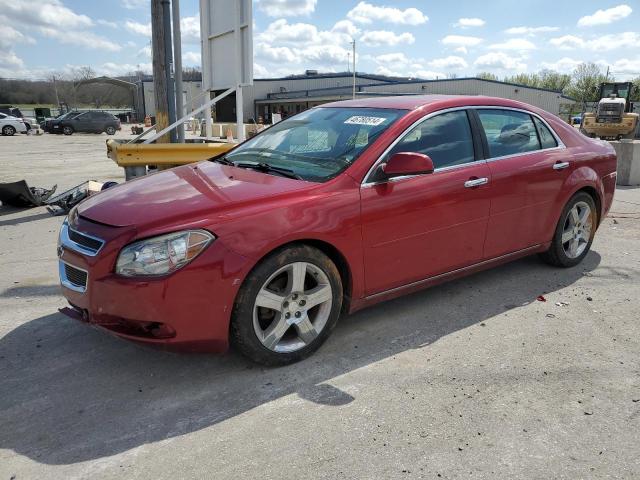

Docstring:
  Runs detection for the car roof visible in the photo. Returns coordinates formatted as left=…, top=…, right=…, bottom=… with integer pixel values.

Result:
left=321, top=95, right=540, bottom=113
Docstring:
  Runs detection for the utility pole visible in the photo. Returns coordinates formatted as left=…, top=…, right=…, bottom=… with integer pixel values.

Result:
left=172, top=0, right=185, bottom=142
left=351, top=39, right=356, bottom=99
left=162, top=0, right=177, bottom=142
left=151, top=0, right=170, bottom=143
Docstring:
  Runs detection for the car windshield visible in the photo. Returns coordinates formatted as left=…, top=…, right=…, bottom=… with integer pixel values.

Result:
left=221, top=107, right=406, bottom=182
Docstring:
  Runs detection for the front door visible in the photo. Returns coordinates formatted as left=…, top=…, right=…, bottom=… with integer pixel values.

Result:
left=360, top=109, right=492, bottom=296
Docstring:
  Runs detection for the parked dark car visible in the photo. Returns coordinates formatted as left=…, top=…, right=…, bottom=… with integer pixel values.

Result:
left=54, top=111, right=121, bottom=135
left=43, top=111, right=82, bottom=132
left=0, top=106, right=23, bottom=118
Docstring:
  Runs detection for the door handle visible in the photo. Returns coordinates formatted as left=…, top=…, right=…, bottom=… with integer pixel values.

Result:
left=464, top=177, right=489, bottom=188
left=553, top=161, right=570, bottom=170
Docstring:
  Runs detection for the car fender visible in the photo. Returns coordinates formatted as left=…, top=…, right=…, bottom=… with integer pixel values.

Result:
left=544, top=165, right=603, bottom=241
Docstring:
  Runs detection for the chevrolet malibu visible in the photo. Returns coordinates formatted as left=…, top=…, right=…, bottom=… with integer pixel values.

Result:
left=58, top=96, right=617, bottom=365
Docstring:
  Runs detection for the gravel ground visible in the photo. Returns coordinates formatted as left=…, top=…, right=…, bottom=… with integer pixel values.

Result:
left=1, top=133, right=639, bottom=479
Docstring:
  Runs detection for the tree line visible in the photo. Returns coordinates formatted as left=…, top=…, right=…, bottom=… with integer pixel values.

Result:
left=0, top=66, right=202, bottom=109
left=1, top=62, right=638, bottom=108
left=477, top=62, right=640, bottom=103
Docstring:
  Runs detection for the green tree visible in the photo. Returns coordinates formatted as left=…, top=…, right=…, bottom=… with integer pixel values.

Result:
left=631, top=77, right=640, bottom=102
left=504, top=73, right=541, bottom=88
left=538, top=69, right=572, bottom=92
left=566, top=62, right=609, bottom=103
left=476, top=72, right=498, bottom=81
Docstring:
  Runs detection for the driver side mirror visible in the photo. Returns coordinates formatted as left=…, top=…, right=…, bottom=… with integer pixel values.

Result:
left=381, top=152, right=434, bottom=178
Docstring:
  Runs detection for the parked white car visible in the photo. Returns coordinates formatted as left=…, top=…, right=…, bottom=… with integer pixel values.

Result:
left=0, top=113, right=28, bottom=136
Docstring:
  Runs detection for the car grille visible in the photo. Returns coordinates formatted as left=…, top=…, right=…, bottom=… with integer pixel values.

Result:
left=68, top=228, right=104, bottom=254
left=64, top=264, right=88, bottom=289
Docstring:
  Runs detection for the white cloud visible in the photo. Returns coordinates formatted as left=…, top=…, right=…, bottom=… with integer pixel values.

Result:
left=586, top=32, right=640, bottom=51
left=347, top=1, right=428, bottom=25
left=454, top=46, right=468, bottom=55
left=181, top=15, right=200, bottom=43
left=360, top=30, right=415, bottom=47
left=125, top=20, right=151, bottom=36
left=121, top=0, right=148, bottom=9
left=539, top=57, right=582, bottom=73
left=0, top=25, right=36, bottom=48
left=607, top=58, right=640, bottom=78
left=441, top=35, right=483, bottom=47
left=488, top=38, right=536, bottom=51
left=258, top=18, right=318, bottom=44
left=375, top=52, right=410, bottom=64
left=256, top=0, right=317, bottom=17
left=97, top=19, right=118, bottom=28
left=549, top=35, right=585, bottom=50
left=0, top=50, right=24, bottom=70
left=0, top=0, right=92, bottom=29
left=428, top=56, right=468, bottom=70
left=412, top=70, right=446, bottom=79
left=549, top=32, right=640, bottom=52
left=474, top=52, right=526, bottom=71
left=182, top=51, right=201, bottom=66
left=454, top=18, right=485, bottom=28
left=39, top=27, right=121, bottom=52
left=332, top=19, right=360, bottom=37
left=253, top=62, right=269, bottom=78
left=138, top=45, right=152, bottom=59
left=578, top=4, right=632, bottom=27
left=504, top=26, right=559, bottom=35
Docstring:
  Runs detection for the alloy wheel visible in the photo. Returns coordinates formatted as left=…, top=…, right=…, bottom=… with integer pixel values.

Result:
left=561, top=200, right=592, bottom=259
left=253, top=261, right=333, bottom=353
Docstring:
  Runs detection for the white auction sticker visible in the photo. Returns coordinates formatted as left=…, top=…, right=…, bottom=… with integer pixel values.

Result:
left=344, top=116, right=387, bottom=126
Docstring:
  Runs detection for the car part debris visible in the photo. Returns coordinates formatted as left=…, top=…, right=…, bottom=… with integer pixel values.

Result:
left=45, top=180, right=113, bottom=216
left=0, top=180, right=57, bottom=207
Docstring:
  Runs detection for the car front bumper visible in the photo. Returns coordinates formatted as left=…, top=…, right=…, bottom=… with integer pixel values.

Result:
left=57, top=218, right=250, bottom=352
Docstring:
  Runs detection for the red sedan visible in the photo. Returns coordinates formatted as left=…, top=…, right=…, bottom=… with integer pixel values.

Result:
left=58, top=95, right=617, bottom=365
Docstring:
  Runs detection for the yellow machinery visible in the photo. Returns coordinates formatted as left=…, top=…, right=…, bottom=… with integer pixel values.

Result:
left=106, top=139, right=236, bottom=168
left=581, top=82, right=639, bottom=140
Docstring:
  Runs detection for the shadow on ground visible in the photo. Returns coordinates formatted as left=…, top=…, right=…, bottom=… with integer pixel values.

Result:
left=0, top=252, right=611, bottom=465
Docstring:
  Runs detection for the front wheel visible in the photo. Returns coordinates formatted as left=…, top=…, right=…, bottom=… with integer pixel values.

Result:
left=62, top=126, right=73, bottom=135
left=105, top=126, right=116, bottom=135
left=540, top=192, right=597, bottom=267
left=2, top=125, right=16, bottom=136
left=230, top=245, right=343, bottom=365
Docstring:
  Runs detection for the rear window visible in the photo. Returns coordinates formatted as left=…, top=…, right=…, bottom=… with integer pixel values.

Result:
left=477, top=109, right=541, bottom=158
left=534, top=117, right=558, bottom=149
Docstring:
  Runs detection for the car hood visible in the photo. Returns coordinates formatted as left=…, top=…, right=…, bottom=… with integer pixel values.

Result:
left=77, top=162, right=313, bottom=229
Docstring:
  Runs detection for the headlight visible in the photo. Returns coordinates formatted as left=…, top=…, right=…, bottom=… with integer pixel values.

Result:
left=115, top=230, right=215, bottom=277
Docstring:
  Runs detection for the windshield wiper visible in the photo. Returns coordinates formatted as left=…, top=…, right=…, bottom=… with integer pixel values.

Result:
left=233, top=162, right=302, bottom=180
left=211, top=156, right=234, bottom=165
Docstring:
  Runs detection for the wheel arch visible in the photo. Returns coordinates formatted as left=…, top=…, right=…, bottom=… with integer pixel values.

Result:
left=238, top=238, right=354, bottom=315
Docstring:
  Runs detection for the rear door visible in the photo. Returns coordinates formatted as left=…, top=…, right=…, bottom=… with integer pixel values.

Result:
left=475, top=108, right=572, bottom=258
left=360, top=109, right=492, bottom=295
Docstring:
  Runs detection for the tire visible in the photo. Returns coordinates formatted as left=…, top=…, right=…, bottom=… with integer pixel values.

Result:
left=2, top=125, right=16, bottom=136
left=540, top=191, right=597, bottom=268
left=62, top=126, right=73, bottom=135
left=105, top=126, right=116, bottom=135
left=230, top=244, right=343, bottom=366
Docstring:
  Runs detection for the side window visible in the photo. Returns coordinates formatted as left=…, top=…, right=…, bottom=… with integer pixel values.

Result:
left=533, top=117, right=558, bottom=149
left=387, top=110, right=475, bottom=169
left=477, top=109, right=541, bottom=158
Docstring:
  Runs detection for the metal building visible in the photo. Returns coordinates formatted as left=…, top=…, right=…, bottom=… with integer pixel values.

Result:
left=137, top=71, right=575, bottom=123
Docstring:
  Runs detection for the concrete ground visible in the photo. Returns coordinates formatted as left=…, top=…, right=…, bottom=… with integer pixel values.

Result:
left=1, top=132, right=639, bottom=480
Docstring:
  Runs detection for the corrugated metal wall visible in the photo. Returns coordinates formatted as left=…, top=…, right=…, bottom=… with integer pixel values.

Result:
left=362, top=79, right=567, bottom=115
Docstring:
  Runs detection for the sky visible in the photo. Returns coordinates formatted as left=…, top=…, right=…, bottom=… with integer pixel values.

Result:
left=0, top=0, right=639, bottom=81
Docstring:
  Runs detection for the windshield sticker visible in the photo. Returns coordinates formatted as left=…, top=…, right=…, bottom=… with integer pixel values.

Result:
left=344, top=116, right=387, bottom=126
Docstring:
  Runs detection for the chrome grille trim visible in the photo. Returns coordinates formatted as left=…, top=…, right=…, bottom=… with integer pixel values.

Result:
left=59, top=260, right=88, bottom=293
left=59, top=220, right=105, bottom=257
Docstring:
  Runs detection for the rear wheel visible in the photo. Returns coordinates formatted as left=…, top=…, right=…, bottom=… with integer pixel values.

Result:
left=105, top=126, right=116, bottom=135
left=2, top=125, right=16, bottom=136
left=230, top=245, right=343, bottom=365
left=540, top=192, right=596, bottom=267
left=62, top=126, right=73, bottom=135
